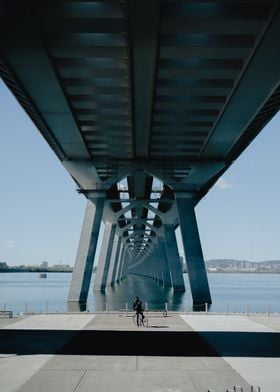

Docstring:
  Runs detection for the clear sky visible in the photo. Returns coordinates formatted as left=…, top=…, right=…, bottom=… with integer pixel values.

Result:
left=1, top=79, right=279, bottom=266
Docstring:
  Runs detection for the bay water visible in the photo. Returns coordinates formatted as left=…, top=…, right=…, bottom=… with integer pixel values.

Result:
left=0, top=272, right=279, bottom=315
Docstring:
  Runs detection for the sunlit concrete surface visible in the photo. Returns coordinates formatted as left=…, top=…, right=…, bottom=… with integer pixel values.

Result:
left=3, top=314, right=95, bottom=330
left=1, top=313, right=279, bottom=392
left=182, top=314, right=280, bottom=392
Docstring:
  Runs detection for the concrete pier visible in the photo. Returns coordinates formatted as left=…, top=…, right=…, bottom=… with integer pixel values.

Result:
left=157, top=236, right=172, bottom=287
left=163, top=224, right=186, bottom=291
left=1, top=313, right=279, bottom=392
left=176, top=193, right=212, bottom=304
left=68, top=198, right=104, bottom=305
left=107, top=235, right=122, bottom=286
left=93, top=223, right=116, bottom=291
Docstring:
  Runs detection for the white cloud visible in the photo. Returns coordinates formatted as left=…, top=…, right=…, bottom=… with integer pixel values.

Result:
left=215, top=177, right=232, bottom=189
left=5, top=240, right=16, bottom=248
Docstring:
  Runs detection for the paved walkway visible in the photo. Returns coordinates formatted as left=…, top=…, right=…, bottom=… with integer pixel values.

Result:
left=0, top=312, right=279, bottom=392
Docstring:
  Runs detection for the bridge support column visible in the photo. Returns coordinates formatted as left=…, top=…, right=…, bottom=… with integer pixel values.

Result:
left=116, top=242, right=125, bottom=282
left=112, top=236, right=122, bottom=283
left=163, top=224, right=185, bottom=292
left=107, top=235, right=122, bottom=286
left=93, top=223, right=116, bottom=291
left=68, top=196, right=105, bottom=308
left=118, top=245, right=128, bottom=281
left=175, top=193, right=211, bottom=304
left=157, top=236, right=172, bottom=287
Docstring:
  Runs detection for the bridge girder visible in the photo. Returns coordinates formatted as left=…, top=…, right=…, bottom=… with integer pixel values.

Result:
left=1, top=0, right=280, bottom=306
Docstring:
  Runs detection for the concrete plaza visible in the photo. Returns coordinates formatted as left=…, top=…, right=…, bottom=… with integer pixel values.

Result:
left=0, top=312, right=279, bottom=392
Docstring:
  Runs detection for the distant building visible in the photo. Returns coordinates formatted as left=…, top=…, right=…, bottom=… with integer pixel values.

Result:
left=205, top=259, right=280, bottom=273
left=207, top=267, right=218, bottom=272
left=40, top=261, right=48, bottom=268
left=53, top=264, right=71, bottom=270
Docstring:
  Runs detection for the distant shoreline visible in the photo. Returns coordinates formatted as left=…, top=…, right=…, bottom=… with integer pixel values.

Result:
left=0, top=269, right=72, bottom=273
left=1, top=269, right=280, bottom=274
left=207, top=271, right=280, bottom=274
left=186, top=270, right=280, bottom=274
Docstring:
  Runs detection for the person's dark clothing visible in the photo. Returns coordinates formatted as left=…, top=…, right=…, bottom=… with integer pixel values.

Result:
left=133, top=297, right=144, bottom=326
left=133, top=297, right=140, bottom=311
left=135, top=300, right=143, bottom=313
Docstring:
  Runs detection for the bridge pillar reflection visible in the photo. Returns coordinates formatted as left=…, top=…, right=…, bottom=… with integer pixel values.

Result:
left=151, top=249, right=163, bottom=285
left=157, top=236, right=172, bottom=287
left=175, top=192, right=212, bottom=304
left=163, top=224, right=185, bottom=291
left=93, top=222, right=116, bottom=291
left=67, top=195, right=105, bottom=307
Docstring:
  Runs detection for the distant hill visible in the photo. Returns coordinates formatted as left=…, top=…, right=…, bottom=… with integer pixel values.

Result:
left=205, top=259, right=280, bottom=272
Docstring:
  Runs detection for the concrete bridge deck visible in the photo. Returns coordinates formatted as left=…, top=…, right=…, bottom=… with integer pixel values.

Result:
left=0, top=313, right=279, bottom=392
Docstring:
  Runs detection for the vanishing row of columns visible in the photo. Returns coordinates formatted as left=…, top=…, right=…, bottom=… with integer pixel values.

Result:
left=67, top=192, right=212, bottom=307
left=130, top=224, right=185, bottom=292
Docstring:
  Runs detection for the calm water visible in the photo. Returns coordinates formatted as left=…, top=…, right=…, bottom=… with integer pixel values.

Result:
left=0, top=272, right=280, bottom=314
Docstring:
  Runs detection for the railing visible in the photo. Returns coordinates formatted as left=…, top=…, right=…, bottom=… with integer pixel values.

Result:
left=117, top=303, right=167, bottom=317
left=208, top=386, right=260, bottom=392
left=0, top=301, right=171, bottom=315
left=0, top=310, right=13, bottom=318
left=1, top=301, right=279, bottom=316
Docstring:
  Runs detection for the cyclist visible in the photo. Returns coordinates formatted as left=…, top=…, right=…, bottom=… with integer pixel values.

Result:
left=133, top=296, right=145, bottom=327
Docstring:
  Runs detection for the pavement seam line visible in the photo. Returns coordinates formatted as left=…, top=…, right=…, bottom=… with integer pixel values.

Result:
left=73, top=369, right=87, bottom=392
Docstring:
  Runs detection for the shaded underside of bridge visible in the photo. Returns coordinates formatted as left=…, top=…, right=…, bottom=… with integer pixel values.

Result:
left=1, top=0, right=280, bottom=307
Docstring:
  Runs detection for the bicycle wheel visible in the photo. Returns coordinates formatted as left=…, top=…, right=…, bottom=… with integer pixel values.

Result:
left=142, top=316, right=148, bottom=327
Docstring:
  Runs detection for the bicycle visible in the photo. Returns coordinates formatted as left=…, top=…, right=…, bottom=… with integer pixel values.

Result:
left=133, top=311, right=148, bottom=327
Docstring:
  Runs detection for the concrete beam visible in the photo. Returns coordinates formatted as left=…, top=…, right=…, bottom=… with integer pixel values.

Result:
left=129, top=0, right=160, bottom=157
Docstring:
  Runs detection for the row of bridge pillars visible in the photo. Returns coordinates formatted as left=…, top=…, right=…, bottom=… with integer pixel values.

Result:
left=67, top=192, right=212, bottom=309
left=131, top=225, right=185, bottom=291
left=93, top=223, right=130, bottom=291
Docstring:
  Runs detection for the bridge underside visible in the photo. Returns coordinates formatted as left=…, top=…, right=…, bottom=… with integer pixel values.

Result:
left=1, top=0, right=280, bottom=306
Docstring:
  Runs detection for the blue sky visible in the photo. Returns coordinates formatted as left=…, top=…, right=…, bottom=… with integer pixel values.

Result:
left=1, top=79, right=279, bottom=266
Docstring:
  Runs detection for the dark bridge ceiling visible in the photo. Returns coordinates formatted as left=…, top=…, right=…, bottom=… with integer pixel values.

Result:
left=1, top=1, right=280, bottom=260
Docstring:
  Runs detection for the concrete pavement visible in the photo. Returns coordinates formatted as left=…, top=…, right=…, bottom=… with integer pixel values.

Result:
left=183, top=314, right=280, bottom=392
left=0, top=312, right=279, bottom=392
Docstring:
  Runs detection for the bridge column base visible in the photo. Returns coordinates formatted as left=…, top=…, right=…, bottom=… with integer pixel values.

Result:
left=67, top=197, right=105, bottom=304
left=67, top=301, right=87, bottom=312
left=157, top=236, right=172, bottom=287
left=163, top=224, right=185, bottom=292
left=176, top=193, right=212, bottom=304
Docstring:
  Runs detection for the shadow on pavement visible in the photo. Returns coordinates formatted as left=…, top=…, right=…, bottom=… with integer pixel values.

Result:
left=0, top=330, right=279, bottom=357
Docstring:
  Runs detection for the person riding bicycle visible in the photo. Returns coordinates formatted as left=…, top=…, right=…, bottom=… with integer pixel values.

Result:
left=133, top=296, right=145, bottom=327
